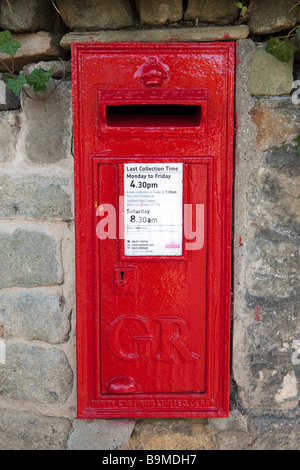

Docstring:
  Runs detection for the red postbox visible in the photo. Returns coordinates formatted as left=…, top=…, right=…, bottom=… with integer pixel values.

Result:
left=72, top=42, right=235, bottom=418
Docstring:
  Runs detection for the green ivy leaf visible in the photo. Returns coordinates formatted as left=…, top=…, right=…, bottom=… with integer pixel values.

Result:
left=5, top=73, right=27, bottom=96
left=0, top=30, right=21, bottom=57
left=296, top=135, right=300, bottom=157
left=26, top=67, right=54, bottom=92
left=265, top=37, right=296, bottom=62
left=235, top=2, right=243, bottom=8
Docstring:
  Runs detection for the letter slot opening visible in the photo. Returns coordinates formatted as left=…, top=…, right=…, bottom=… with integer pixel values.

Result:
left=106, top=104, right=201, bottom=128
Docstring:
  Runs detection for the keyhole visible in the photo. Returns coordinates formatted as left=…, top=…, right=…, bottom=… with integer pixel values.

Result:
left=120, top=271, right=125, bottom=280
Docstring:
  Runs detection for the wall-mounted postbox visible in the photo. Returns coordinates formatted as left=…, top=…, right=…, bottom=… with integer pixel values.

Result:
left=72, top=42, right=235, bottom=418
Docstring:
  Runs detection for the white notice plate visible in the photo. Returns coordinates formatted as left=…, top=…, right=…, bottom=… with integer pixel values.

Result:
left=124, top=163, right=183, bottom=256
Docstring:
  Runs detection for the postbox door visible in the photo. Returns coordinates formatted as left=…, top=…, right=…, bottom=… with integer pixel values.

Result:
left=98, top=160, right=208, bottom=395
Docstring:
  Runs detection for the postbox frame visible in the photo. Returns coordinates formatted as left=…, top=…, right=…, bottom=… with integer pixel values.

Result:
left=72, top=42, right=235, bottom=418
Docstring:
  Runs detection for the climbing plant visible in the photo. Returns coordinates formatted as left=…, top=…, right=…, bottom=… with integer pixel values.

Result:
left=0, top=30, right=69, bottom=100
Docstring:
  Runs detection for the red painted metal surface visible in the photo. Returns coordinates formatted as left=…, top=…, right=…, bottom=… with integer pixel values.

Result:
left=72, top=42, right=235, bottom=418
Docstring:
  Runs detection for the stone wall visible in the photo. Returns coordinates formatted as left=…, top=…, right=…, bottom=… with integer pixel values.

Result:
left=0, top=0, right=299, bottom=450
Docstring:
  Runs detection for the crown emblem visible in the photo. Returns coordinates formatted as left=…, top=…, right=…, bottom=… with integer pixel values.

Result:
left=134, top=58, right=169, bottom=87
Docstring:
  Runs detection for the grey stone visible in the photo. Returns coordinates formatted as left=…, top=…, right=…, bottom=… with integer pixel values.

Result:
left=263, top=146, right=300, bottom=167
left=0, top=291, right=71, bottom=343
left=248, top=48, right=294, bottom=96
left=245, top=295, right=299, bottom=362
left=208, top=409, right=248, bottom=433
left=0, top=175, right=72, bottom=220
left=0, top=32, right=65, bottom=73
left=22, top=80, right=72, bottom=164
left=245, top=236, right=299, bottom=298
left=66, top=419, right=135, bottom=450
left=60, top=25, right=250, bottom=50
left=0, top=0, right=57, bottom=33
left=0, top=343, right=73, bottom=403
left=0, top=409, right=71, bottom=450
left=136, top=0, right=182, bottom=25
left=0, top=74, right=20, bottom=111
left=248, top=0, right=299, bottom=35
left=248, top=412, right=300, bottom=450
left=184, top=0, right=240, bottom=25
left=0, top=111, right=20, bottom=162
left=247, top=162, right=300, bottom=239
left=0, top=229, right=63, bottom=288
left=56, top=0, right=134, bottom=30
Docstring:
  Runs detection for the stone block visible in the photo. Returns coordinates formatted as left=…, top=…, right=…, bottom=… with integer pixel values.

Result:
left=247, top=157, right=300, bottom=239
left=22, top=80, right=72, bottom=164
left=0, top=74, right=20, bottom=111
left=0, top=111, right=20, bottom=162
left=122, top=419, right=216, bottom=450
left=0, top=291, right=71, bottom=343
left=245, top=295, right=299, bottom=364
left=56, top=0, right=134, bottom=30
left=0, top=32, right=65, bottom=73
left=0, top=175, right=72, bottom=220
left=0, top=229, right=63, bottom=288
left=250, top=97, right=300, bottom=151
left=60, top=26, right=250, bottom=49
left=249, top=412, right=300, bottom=450
left=136, top=0, right=182, bottom=25
left=0, top=409, right=71, bottom=450
left=248, top=0, right=299, bottom=35
left=0, top=342, right=73, bottom=403
left=248, top=48, right=293, bottom=96
left=245, top=236, right=299, bottom=298
left=215, top=431, right=253, bottom=450
left=184, top=0, right=240, bottom=25
left=0, top=0, right=57, bottom=33
left=67, top=419, right=136, bottom=450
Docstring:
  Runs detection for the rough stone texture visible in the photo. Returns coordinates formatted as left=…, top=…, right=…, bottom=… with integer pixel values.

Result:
left=0, top=291, right=71, bottom=343
left=0, top=111, right=19, bottom=162
left=56, top=0, right=134, bottom=30
left=0, top=0, right=57, bottom=33
left=184, top=0, right=240, bottom=25
left=0, top=229, right=63, bottom=288
left=248, top=48, right=294, bottom=96
left=0, top=342, right=73, bottom=403
left=0, top=32, right=65, bottom=73
left=234, top=39, right=300, bottom=426
left=60, top=25, right=250, bottom=49
left=249, top=412, right=300, bottom=450
left=0, top=74, right=20, bottom=111
left=67, top=419, right=136, bottom=450
left=0, top=175, right=72, bottom=220
left=136, top=0, right=182, bottom=25
left=249, top=97, right=300, bottom=151
left=248, top=0, right=299, bottom=35
left=0, top=410, right=71, bottom=450
left=122, top=419, right=216, bottom=450
left=22, top=80, right=72, bottom=164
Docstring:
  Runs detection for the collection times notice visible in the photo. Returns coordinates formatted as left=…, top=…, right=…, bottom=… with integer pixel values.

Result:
left=124, top=163, right=183, bottom=256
